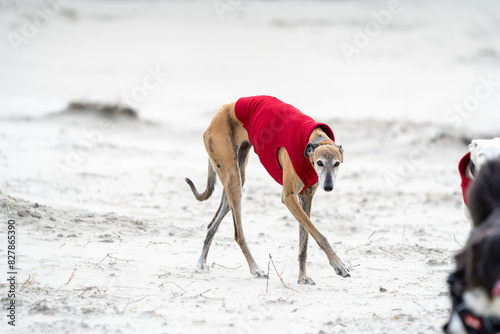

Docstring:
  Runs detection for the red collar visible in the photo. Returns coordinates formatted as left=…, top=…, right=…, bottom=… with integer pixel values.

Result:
left=459, top=152, right=473, bottom=205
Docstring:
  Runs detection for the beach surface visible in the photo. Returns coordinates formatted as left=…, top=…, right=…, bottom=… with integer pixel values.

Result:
left=1, top=1, right=500, bottom=333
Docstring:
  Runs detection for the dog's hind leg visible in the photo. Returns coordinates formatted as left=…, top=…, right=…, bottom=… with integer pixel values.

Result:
left=197, top=190, right=229, bottom=270
left=230, top=140, right=267, bottom=277
left=238, top=141, right=252, bottom=186
left=197, top=143, right=251, bottom=270
left=202, top=105, right=265, bottom=278
left=224, top=172, right=266, bottom=278
left=297, top=185, right=318, bottom=285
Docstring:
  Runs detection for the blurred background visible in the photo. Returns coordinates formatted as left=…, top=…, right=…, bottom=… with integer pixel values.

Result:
left=1, top=0, right=500, bottom=127
left=2, top=0, right=500, bottom=213
left=2, top=2, right=500, bottom=333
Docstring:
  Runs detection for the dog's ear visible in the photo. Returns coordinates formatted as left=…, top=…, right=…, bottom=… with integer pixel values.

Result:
left=469, top=140, right=478, bottom=152
left=337, top=144, right=344, bottom=162
left=304, top=143, right=319, bottom=158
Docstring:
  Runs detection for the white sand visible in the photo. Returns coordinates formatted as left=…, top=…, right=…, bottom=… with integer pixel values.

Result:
left=1, top=1, right=500, bottom=333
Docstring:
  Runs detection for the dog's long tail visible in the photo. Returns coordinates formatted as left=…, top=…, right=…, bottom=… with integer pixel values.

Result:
left=185, top=160, right=216, bottom=201
left=468, top=160, right=500, bottom=226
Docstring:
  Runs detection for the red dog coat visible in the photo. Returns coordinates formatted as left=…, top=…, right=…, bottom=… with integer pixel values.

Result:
left=458, top=152, right=472, bottom=205
left=234, top=95, right=334, bottom=193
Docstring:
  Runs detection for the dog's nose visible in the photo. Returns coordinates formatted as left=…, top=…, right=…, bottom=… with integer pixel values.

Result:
left=324, top=184, right=333, bottom=192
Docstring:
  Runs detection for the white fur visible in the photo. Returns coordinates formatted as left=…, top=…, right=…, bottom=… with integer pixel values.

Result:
left=447, top=289, right=500, bottom=334
left=447, top=312, right=468, bottom=334
left=463, top=288, right=500, bottom=317
left=468, top=138, right=500, bottom=172
left=313, top=157, right=339, bottom=191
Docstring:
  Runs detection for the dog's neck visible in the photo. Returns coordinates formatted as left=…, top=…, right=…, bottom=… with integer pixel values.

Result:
left=308, top=128, right=334, bottom=145
left=311, top=136, right=328, bottom=145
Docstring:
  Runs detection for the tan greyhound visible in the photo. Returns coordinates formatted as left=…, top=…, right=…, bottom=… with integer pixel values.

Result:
left=185, top=96, right=350, bottom=284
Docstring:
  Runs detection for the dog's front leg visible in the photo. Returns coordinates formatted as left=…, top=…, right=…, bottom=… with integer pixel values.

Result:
left=297, top=186, right=317, bottom=284
left=283, top=192, right=350, bottom=278
left=279, top=148, right=350, bottom=278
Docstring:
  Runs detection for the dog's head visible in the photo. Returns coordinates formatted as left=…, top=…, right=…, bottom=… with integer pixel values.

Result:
left=454, top=217, right=500, bottom=318
left=304, top=137, right=343, bottom=192
left=469, top=138, right=500, bottom=173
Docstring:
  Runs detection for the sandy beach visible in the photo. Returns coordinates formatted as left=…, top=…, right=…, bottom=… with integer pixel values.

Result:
left=1, top=1, right=500, bottom=333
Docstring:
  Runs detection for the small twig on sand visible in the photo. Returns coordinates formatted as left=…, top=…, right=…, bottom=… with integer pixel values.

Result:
left=195, top=288, right=213, bottom=299
left=100, top=253, right=111, bottom=263
left=378, top=246, right=388, bottom=253
left=185, top=281, right=195, bottom=289
left=368, top=230, right=377, bottom=239
left=268, top=254, right=297, bottom=293
left=346, top=244, right=362, bottom=254
left=211, top=262, right=242, bottom=270
left=99, top=253, right=131, bottom=264
left=150, top=175, right=162, bottom=196
left=122, top=295, right=149, bottom=314
left=413, top=300, right=430, bottom=314
left=266, top=255, right=271, bottom=293
left=20, top=275, right=35, bottom=290
left=453, top=234, right=464, bottom=248
left=41, top=270, right=55, bottom=279
left=367, top=267, right=386, bottom=271
left=1, top=185, right=14, bottom=213
left=64, top=267, right=77, bottom=285
left=401, top=225, right=406, bottom=244
left=379, top=246, right=405, bottom=260
left=159, top=281, right=186, bottom=292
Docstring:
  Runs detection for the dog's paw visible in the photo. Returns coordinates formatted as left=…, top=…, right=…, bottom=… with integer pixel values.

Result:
left=297, top=276, right=316, bottom=285
left=197, top=261, right=209, bottom=271
left=251, top=268, right=268, bottom=278
left=335, top=266, right=350, bottom=278
left=332, top=262, right=351, bottom=278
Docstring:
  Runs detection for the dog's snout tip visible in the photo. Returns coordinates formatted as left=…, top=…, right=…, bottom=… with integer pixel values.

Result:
left=324, top=185, right=334, bottom=192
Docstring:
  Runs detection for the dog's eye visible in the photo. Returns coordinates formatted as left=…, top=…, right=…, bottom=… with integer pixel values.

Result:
left=334, top=161, right=340, bottom=167
left=316, top=161, right=324, bottom=167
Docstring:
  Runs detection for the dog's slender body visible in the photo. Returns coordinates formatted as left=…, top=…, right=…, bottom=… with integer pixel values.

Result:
left=186, top=97, right=349, bottom=284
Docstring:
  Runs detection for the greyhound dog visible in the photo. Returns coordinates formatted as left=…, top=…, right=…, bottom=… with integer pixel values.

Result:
left=459, top=138, right=500, bottom=226
left=185, top=95, right=349, bottom=284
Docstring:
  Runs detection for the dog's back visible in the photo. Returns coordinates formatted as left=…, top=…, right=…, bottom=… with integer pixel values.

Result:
left=467, top=160, right=500, bottom=227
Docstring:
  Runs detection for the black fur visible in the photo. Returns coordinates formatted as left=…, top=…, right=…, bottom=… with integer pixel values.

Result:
left=467, top=160, right=500, bottom=227
left=304, top=143, right=319, bottom=158
left=452, top=160, right=500, bottom=306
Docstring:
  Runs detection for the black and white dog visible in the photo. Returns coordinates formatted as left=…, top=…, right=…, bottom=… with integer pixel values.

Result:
left=459, top=138, right=500, bottom=226
left=445, top=160, right=500, bottom=333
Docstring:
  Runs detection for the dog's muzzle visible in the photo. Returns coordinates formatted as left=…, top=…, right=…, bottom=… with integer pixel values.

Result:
left=324, top=184, right=333, bottom=192
left=444, top=273, right=500, bottom=334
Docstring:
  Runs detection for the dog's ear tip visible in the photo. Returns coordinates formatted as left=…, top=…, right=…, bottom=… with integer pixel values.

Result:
left=468, top=140, right=478, bottom=150
left=304, top=143, right=317, bottom=158
left=304, top=144, right=311, bottom=158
